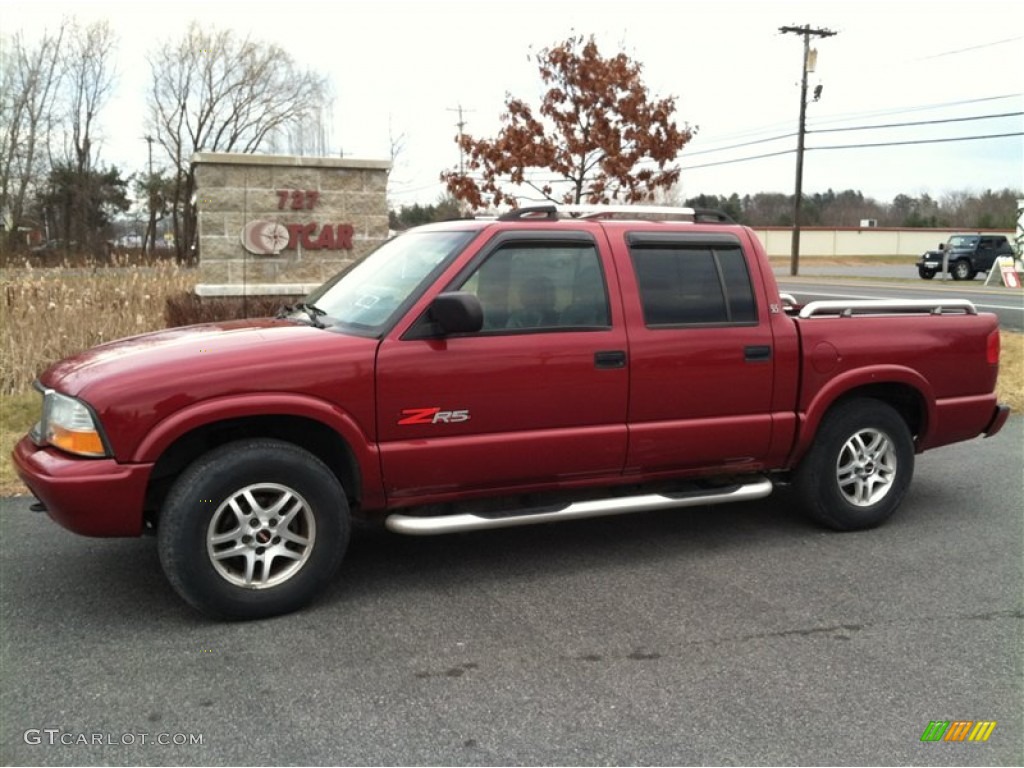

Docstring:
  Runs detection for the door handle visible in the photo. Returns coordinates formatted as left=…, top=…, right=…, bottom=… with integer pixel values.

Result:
left=744, top=345, right=772, bottom=363
left=594, top=350, right=627, bottom=369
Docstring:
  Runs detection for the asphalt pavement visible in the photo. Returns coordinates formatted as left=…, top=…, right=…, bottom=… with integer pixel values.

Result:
left=1, top=418, right=1021, bottom=766
left=774, top=263, right=916, bottom=280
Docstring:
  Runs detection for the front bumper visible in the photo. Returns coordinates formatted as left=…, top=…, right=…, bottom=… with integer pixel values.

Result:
left=12, top=436, right=152, bottom=537
left=916, top=255, right=947, bottom=270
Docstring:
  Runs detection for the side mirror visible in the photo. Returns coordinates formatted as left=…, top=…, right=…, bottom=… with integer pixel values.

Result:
left=429, top=292, right=483, bottom=334
left=938, top=242, right=946, bottom=250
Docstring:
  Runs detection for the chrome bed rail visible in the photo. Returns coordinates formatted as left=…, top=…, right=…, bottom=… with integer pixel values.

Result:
left=797, top=299, right=978, bottom=319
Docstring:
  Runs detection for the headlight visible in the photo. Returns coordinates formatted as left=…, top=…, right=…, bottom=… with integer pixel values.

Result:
left=32, top=388, right=109, bottom=457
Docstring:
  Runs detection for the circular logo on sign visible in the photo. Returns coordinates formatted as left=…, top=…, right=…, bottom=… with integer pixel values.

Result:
left=241, top=220, right=290, bottom=255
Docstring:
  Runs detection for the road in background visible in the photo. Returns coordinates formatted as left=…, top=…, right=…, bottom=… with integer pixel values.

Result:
left=2, top=419, right=1020, bottom=766
left=776, top=268, right=1024, bottom=332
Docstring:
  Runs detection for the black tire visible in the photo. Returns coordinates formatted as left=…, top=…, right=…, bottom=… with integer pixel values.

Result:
left=157, top=438, right=349, bottom=620
left=951, top=260, right=975, bottom=281
left=794, top=399, right=914, bottom=531
left=917, top=267, right=936, bottom=280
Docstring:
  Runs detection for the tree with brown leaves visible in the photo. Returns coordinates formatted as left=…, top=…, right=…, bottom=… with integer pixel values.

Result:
left=442, top=35, right=694, bottom=210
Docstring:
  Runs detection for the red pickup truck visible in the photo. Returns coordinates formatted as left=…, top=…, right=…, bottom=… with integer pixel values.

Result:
left=13, top=205, right=1010, bottom=619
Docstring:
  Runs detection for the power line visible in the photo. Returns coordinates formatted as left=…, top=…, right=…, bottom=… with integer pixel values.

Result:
left=445, top=127, right=1021, bottom=184
left=669, top=94, right=1021, bottom=153
left=688, top=118, right=798, bottom=145
left=678, top=130, right=1023, bottom=171
left=917, top=36, right=1023, bottom=60
left=681, top=148, right=795, bottom=170
left=810, top=111, right=1024, bottom=134
left=683, top=111, right=1023, bottom=161
left=390, top=181, right=444, bottom=195
left=684, top=132, right=797, bottom=157
left=807, top=93, right=1022, bottom=128
left=808, top=131, right=1024, bottom=151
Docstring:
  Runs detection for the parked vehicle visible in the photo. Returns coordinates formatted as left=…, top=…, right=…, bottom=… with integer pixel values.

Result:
left=916, top=234, right=1014, bottom=280
left=14, top=205, right=1010, bottom=619
left=29, top=239, right=77, bottom=255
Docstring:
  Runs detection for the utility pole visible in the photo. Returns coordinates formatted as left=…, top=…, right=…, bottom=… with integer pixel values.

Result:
left=144, top=135, right=155, bottom=254
left=779, top=24, right=836, bottom=276
left=446, top=104, right=474, bottom=175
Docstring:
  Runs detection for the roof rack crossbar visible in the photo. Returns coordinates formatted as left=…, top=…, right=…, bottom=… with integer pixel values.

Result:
left=498, top=205, right=559, bottom=221
left=496, top=203, right=735, bottom=224
left=691, top=208, right=735, bottom=223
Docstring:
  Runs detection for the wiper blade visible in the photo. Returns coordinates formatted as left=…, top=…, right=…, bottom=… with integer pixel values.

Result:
left=277, top=302, right=327, bottom=329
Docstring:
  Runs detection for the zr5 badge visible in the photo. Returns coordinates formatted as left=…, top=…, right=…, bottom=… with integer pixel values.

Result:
left=398, top=407, right=471, bottom=425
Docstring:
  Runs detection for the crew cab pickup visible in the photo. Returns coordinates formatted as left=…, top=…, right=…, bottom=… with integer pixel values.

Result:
left=13, top=204, right=1010, bottom=619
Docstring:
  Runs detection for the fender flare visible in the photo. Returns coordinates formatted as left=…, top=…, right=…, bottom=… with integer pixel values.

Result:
left=790, top=366, right=935, bottom=465
left=130, top=392, right=381, bottom=498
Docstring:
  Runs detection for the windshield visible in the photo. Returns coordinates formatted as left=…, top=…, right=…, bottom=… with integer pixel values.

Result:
left=302, top=229, right=477, bottom=333
left=947, top=235, right=979, bottom=249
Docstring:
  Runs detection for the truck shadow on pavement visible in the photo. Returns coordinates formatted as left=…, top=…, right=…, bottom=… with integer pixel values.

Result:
left=5, top=492, right=823, bottom=625
left=322, top=492, right=822, bottom=608
left=10, top=474, right=972, bottom=628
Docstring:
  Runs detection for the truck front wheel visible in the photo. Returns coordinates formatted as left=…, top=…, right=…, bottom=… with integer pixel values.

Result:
left=951, top=260, right=975, bottom=280
left=917, top=267, right=936, bottom=280
left=157, top=438, right=349, bottom=619
left=795, top=399, right=914, bottom=531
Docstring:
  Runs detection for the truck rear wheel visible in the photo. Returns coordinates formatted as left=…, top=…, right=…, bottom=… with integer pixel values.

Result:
left=157, top=438, right=349, bottom=619
left=795, top=399, right=914, bottom=531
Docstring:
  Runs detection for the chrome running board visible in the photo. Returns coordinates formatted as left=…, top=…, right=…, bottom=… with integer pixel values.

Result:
left=385, top=477, right=773, bottom=536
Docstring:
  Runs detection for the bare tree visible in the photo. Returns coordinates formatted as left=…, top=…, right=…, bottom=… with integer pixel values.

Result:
left=388, top=115, right=406, bottom=168
left=63, top=22, right=116, bottom=173
left=0, top=23, right=67, bottom=249
left=384, top=114, right=408, bottom=214
left=49, top=20, right=118, bottom=251
left=146, top=22, right=330, bottom=261
left=268, top=101, right=335, bottom=157
left=940, top=190, right=972, bottom=226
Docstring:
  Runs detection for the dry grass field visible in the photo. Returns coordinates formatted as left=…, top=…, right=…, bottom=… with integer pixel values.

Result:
left=1, top=260, right=196, bottom=395
left=1, top=261, right=1021, bottom=496
left=1000, top=329, right=1024, bottom=411
left=1, top=261, right=197, bottom=494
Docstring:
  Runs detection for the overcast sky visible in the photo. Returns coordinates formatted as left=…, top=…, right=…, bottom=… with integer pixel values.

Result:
left=3, top=0, right=1022, bottom=209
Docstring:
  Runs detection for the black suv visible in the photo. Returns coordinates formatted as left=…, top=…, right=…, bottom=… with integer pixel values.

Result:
left=916, top=234, right=1014, bottom=280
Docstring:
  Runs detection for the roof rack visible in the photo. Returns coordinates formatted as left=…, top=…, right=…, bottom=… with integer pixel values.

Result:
left=497, top=204, right=735, bottom=224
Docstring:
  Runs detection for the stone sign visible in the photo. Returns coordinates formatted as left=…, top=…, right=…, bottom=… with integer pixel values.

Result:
left=192, top=152, right=391, bottom=296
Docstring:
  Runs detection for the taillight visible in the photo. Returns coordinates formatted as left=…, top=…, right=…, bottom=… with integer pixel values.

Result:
left=986, top=329, right=1000, bottom=365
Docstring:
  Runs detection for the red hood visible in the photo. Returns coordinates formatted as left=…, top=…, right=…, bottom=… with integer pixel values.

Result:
left=42, top=319, right=313, bottom=396
left=39, top=319, right=379, bottom=459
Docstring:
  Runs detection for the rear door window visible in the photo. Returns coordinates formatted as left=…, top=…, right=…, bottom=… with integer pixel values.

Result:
left=627, top=236, right=757, bottom=326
